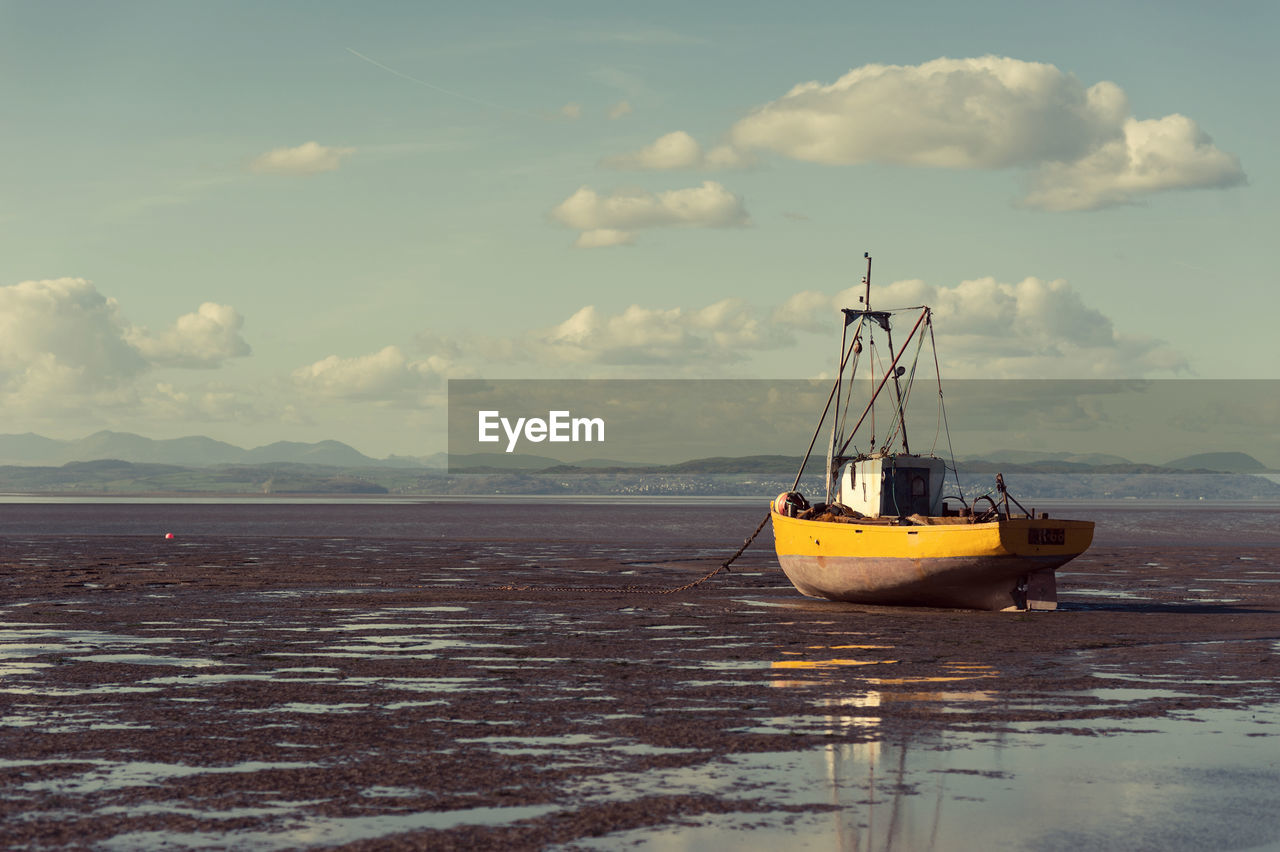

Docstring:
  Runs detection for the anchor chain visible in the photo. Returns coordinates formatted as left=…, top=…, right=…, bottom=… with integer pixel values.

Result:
left=495, top=512, right=772, bottom=597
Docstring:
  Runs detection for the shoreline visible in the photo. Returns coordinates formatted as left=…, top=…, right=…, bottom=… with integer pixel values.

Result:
left=3, top=491, right=1280, bottom=510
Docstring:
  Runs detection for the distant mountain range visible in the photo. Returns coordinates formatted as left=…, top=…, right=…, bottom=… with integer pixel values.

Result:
left=0, top=435, right=1275, bottom=499
left=0, top=431, right=434, bottom=469
left=962, top=451, right=1266, bottom=473
left=449, top=451, right=1274, bottom=475
left=0, top=432, right=1272, bottom=478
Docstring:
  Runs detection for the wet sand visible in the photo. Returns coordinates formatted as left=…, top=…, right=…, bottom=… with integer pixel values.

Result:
left=1, top=501, right=1279, bottom=849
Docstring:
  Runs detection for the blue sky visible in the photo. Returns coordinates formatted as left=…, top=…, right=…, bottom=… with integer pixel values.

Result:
left=0, top=1, right=1274, bottom=458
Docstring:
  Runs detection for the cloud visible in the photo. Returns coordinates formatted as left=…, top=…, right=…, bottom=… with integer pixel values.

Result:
left=423, top=297, right=794, bottom=369
left=0, top=278, right=254, bottom=416
left=550, top=180, right=750, bottom=247
left=1021, top=115, right=1246, bottom=211
left=779, top=274, right=1187, bottom=378
left=560, top=102, right=582, bottom=120
left=573, top=229, right=634, bottom=249
left=144, top=381, right=262, bottom=423
left=250, top=141, right=355, bottom=176
left=0, top=278, right=147, bottom=399
left=726, top=55, right=1242, bottom=209
left=771, top=290, right=834, bottom=332
left=128, top=303, right=251, bottom=368
left=603, top=131, right=701, bottom=170
left=602, top=131, right=753, bottom=171
left=532, top=299, right=792, bottom=365
left=292, top=345, right=446, bottom=401
left=730, top=56, right=1122, bottom=169
left=608, top=100, right=633, bottom=119
left=415, top=267, right=1185, bottom=381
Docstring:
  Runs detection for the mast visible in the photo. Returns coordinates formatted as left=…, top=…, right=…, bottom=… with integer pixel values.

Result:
left=864, top=254, right=874, bottom=453
left=862, top=252, right=871, bottom=310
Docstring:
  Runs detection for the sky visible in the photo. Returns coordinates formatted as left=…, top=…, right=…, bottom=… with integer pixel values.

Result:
left=1, top=1, right=1276, bottom=462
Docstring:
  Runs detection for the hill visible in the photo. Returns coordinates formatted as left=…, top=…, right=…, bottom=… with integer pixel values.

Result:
left=1162, top=452, right=1267, bottom=473
left=0, top=431, right=405, bottom=468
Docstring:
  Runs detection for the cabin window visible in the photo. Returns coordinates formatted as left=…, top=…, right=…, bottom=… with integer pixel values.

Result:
left=911, top=476, right=926, bottom=498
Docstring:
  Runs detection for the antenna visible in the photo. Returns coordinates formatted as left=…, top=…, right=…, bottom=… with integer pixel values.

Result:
left=862, top=253, right=872, bottom=309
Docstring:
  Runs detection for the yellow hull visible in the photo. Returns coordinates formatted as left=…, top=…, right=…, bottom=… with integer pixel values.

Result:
left=771, top=509, right=1094, bottom=610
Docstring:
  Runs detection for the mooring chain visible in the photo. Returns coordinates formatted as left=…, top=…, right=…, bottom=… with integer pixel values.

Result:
left=495, top=512, right=772, bottom=597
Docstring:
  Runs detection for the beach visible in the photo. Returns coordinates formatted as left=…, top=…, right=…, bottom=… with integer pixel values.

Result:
left=2, top=500, right=1278, bottom=850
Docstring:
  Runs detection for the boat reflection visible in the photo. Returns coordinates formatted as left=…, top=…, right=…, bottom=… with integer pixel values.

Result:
left=819, top=739, right=945, bottom=851
left=759, top=651, right=1006, bottom=849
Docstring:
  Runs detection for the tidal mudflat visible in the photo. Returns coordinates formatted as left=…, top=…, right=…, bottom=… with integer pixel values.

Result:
left=1, top=501, right=1278, bottom=850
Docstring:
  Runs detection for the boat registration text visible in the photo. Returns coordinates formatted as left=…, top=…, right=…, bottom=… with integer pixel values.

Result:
left=1028, top=528, right=1066, bottom=545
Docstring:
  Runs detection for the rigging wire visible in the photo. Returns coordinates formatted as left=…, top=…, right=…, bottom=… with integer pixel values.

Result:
left=868, top=333, right=880, bottom=450
left=928, top=315, right=965, bottom=505
left=835, top=332, right=862, bottom=457
left=826, top=316, right=865, bottom=502
left=833, top=307, right=932, bottom=460
left=790, top=317, right=866, bottom=494
left=879, top=327, right=928, bottom=452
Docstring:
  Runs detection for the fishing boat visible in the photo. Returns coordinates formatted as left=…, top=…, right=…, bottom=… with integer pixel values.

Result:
left=771, top=254, right=1094, bottom=611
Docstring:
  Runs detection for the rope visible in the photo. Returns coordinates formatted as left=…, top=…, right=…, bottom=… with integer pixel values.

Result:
left=834, top=307, right=931, bottom=459
left=836, top=342, right=861, bottom=455
left=929, top=317, right=965, bottom=504
left=879, top=328, right=927, bottom=452
left=796, top=318, right=864, bottom=493
left=495, top=512, right=772, bottom=597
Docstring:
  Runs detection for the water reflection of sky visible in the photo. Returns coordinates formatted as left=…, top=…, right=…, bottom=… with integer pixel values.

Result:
left=570, top=703, right=1280, bottom=850
left=5, top=615, right=1278, bottom=850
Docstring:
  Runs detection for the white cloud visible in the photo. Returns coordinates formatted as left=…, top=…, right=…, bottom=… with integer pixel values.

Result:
left=250, top=141, right=355, bottom=176
left=560, top=102, right=582, bottom=120
left=550, top=180, right=750, bottom=247
left=533, top=299, right=791, bottom=365
left=0, top=278, right=254, bottom=417
left=602, top=131, right=754, bottom=171
left=704, top=145, right=754, bottom=169
left=427, top=298, right=792, bottom=369
left=292, top=345, right=446, bottom=401
left=726, top=55, right=1242, bottom=209
left=0, top=278, right=147, bottom=399
left=573, top=228, right=635, bottom=249
left=1021, top=115, right=1246, bottom=211
left=128, top=303, right=251, bottom=368
left=771, top=290, right=834, bottom=332
left=417, top=269, right=1185, bottom=380
left=731, top=56, right=1123, bottom=169
left=144, top=381, right=261, bottom=423
left=603, top=131, right=702, bottom=170
left=779, top=274, right=1187, bottom=378
left=608, top=99, right=633, bottom=119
